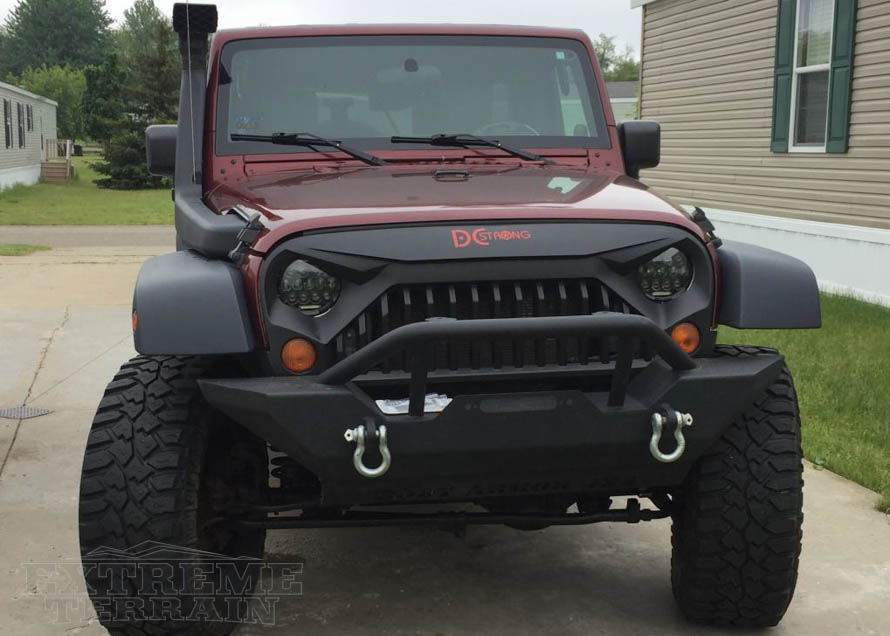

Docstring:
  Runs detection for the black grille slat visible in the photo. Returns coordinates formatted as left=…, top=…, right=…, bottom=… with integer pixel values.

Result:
left=556, top=281, right=569, bottom=365
left=380, top=292, right=398, bottom=372
left=534, top=283, right=546, bottom=366
left=447, top=285, right=460, bottom=370
left=401, top=288, right=413, bottom=370
left=470, top=284, right=481, bottom=318
left=492, top=283, right=504, bottom=317
left=578, top=281, right=591, bottom=364
left=470, top=284, right=482, bottom=369
left=380, top=293, right=390, bottom=332
left=578, top=280, right=590, bottom=314
left=514, top=282, right=532, bottom=365
left=491, top=283, right=505, bottom=367
left=425, top=285, right=435, bottom=315
left=336, top=279, right=640, bottom=373
left=402, top=288, right=412, bottom=322
left=336, top=333, right=345, bottom=359
left=357, top=313, right=369, bottom=349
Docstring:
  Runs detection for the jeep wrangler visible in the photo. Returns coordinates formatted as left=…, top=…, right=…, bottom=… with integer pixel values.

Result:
left=79, top=4, right=821, bottom=634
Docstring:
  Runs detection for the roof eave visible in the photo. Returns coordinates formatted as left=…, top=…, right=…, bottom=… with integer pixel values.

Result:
left=0, top=80, right=59, bottom=106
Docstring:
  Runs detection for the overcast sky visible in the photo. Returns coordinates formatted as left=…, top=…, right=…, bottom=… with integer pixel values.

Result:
left=1, top=0, right=643, bottom=57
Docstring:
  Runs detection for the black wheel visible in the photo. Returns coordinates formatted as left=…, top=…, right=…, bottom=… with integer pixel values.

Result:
left=79, top=356, right=267, bottom=636
left=671, top=345, right=804, bottom=627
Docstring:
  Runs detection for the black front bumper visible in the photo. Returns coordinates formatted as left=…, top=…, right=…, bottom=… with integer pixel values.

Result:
left=200, top=313, right=784, bottom=507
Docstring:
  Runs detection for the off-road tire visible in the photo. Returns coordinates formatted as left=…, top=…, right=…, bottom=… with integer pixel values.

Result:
left=79, top=356, right=267, bottom=636
left=671, top=345, right=804, bottom=627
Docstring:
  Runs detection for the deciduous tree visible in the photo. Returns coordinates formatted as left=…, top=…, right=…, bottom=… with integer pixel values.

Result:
left=8, top=65, right=86, bottom=139
left=592, top=33, right=641, bottom=82
left=0, top=0, right=111, bottom=76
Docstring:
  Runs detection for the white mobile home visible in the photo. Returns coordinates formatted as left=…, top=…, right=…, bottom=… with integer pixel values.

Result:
left=0, top=80, right=58, bottom=189
left=606, top=81, right=639, bottom=122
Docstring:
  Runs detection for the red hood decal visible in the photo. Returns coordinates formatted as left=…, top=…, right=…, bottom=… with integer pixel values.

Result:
left=451, top=227, right=533, bottom=248
left=206, top=165, right=705, bottom=253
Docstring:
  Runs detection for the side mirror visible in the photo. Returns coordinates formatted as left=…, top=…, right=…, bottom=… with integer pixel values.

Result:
left=146, top=125, right=177, bottom=176
left=618, top=120, right=660, bottom=179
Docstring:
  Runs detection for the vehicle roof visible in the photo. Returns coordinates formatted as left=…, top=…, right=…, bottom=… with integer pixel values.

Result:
left=211, top=24, right=591, bottom=46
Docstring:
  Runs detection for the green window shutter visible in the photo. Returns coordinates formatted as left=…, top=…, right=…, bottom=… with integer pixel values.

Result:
left=826, top=0, right=857, bottom=153
left=771, top=0, right=797, bottom=153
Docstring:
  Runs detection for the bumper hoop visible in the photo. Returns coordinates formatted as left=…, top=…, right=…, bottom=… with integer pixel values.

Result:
left=344, top=420, right=391, bottom=478
left=649, top=406, right=693, bottom=463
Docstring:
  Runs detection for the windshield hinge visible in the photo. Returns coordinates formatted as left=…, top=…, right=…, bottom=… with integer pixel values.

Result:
left=690, top=207, right=723, bottom=248
left=227, top=205, right=264, bottom=265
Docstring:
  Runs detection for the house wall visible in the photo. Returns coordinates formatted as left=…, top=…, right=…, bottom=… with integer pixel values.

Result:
left=638, top=0, right=890, bottom=305
left=0, top=82, right=58, bottom=189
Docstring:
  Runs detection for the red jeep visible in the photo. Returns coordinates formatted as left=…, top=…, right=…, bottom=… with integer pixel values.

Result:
left=79, top=4, right=820, bottom=634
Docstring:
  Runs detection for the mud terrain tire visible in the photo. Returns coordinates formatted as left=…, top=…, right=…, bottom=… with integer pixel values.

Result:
left=78, top=356, right=267, bottom=636
left=671, top=345, right=804, bottom=627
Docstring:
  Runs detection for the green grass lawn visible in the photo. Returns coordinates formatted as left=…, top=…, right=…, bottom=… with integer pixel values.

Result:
left=0, top=156, right=172, bottom=225
left=0, top=243, right=50, bottom=256
left=720, top=293, right=890, bottom=512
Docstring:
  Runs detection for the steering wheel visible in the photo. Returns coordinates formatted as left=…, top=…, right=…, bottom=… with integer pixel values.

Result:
left=474, top=121, right=541, bottom=136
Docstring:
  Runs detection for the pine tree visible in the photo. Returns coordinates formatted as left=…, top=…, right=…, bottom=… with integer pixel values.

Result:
left=82, top=54, right=124, bottom=144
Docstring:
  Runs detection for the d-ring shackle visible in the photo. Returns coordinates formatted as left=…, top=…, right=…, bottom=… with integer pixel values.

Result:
left=649, top=408, right=693, bottom=463
left=344, top=423, right=391, bottom=478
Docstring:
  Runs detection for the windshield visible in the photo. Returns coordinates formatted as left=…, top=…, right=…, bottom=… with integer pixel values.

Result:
left=215, top=35, right=609, bottom=156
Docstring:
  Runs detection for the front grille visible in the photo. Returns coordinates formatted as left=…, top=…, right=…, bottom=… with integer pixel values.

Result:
left=335, top=279, right=642, bottom=373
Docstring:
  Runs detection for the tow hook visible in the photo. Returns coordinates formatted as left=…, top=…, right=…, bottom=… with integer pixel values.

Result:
left=649, top=405, right=693, bottom=463
left=344, top=419, right=391, bottom=478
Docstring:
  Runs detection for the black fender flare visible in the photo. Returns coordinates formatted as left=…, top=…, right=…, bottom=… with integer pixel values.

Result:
left=133, top=250, right=255, bottom=355
left=717, top=240, right=821, bottom=329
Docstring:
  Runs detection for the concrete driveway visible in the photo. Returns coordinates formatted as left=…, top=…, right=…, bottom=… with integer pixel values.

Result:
left=1, top=226, right=889, bottom=636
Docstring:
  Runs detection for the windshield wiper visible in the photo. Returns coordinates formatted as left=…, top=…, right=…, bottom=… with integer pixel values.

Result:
left=390, top=133, right=554, bottom=165
left=230, top=132, right=388, bottom=166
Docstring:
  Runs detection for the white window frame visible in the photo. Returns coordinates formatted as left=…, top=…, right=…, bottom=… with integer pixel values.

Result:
left=788, top=0, right=834, bottom=153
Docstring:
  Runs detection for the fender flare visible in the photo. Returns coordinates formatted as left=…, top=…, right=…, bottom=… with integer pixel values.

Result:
left=717, top=240, right=821, bottom=329
left=133, top=250, right=255, bottom=355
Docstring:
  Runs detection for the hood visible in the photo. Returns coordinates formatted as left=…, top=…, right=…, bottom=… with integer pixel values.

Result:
left=206, top=164, right=705, bottom=253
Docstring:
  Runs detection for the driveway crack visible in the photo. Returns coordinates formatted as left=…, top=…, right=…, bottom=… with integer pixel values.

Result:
left=0, top=305, right=70, bottom=480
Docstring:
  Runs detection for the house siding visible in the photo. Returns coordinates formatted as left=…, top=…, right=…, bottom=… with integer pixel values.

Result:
left=0, top=82, right=58, bottom=187
left=639, top=0, right=890, bottom=230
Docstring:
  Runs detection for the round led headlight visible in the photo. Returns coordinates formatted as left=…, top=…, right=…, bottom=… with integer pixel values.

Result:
left=638, top=248, right=692, bottom=300
left=278, top=260, right=340, bottom=316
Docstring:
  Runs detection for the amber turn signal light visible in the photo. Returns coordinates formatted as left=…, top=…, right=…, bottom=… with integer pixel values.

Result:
left=670, top=322, right=700, bottom=354
left=281, top=338, right=317, bottom=373
left=132, top=311, right=138, bottom=332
